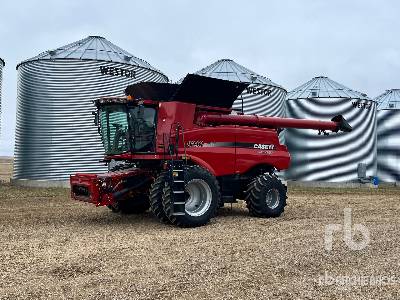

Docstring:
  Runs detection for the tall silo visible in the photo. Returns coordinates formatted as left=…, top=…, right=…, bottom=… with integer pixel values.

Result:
left=192, top=59, right=287, bottom=116
left=285, top=76, right=377, bottom=182
left=376, top=89, right=400, bottom=182
left=14, top=36, right=168, bottom=186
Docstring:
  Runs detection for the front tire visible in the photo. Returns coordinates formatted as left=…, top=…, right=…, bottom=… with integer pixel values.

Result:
left=149, top=171, right=170, bottom=223
left=245, top=173, right=287, bottom=218
left=162, top=166, right=220, bottom=227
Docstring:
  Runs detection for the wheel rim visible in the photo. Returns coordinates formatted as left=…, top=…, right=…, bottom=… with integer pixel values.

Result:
left=185, top=179, right=212, bottom=217
left=265, top=189, right=280, bottom=209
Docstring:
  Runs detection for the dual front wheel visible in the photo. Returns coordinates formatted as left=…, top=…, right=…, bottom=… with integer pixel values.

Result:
left=150, top=166, right=220, bottom=227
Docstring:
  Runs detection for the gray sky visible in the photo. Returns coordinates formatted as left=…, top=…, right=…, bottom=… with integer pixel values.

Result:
left=0, top=0, right=399, bottom=156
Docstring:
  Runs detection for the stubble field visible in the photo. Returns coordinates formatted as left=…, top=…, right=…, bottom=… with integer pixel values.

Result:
left=0, top=158, right=399, bottom=299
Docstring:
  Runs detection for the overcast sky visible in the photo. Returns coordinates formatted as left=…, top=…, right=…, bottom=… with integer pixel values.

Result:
left=0, top=0, right=399, bottom=156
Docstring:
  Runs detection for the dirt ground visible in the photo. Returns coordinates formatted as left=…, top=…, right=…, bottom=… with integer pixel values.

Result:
left=0, top=159, right=399, bottom=299
left=0, top=157, right=13, bottom=183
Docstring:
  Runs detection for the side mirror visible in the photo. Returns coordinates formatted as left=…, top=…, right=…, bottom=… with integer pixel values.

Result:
left=92, top=111, right=101, bottom=134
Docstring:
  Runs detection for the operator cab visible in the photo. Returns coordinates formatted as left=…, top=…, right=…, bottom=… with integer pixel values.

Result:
left=94, top=74, right=249, bottom=158
left=95, top=98, right=157, bottom=156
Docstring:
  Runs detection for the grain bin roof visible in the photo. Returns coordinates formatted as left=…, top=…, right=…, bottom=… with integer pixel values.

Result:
left=16, top=36, right=164, bottom=75
left=286, top=76, right=371, bottom=101
left=191, top=58, right=285, bottom=89
left=376, top=89, right=400, bottom=110
left=0, top=58, right=4, bottom=66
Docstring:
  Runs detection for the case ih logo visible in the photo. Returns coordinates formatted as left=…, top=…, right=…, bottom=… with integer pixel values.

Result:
left=100, top=66, right=136, bottom=78
left=254, top=144, right=275, bottom=150
left=246, top=87, right=272, bottom=96
left=352, top=101, right=372, bottom=110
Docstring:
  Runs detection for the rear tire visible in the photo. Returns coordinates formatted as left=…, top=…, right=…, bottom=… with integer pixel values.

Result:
left=245, top=173, right=287, bottom=218
left=149, top=171, right=170, bottom=223
left=162, top=166, right=220, bottom=227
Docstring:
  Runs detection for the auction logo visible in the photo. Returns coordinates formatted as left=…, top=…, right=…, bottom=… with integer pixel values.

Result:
left=324, top=208, right=370, bottom=251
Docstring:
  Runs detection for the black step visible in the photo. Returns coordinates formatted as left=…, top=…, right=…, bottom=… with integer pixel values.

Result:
left=168, top=160, right=186, bottom=216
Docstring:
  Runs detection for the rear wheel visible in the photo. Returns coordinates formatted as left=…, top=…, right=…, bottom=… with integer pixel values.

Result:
left=162, top=166, right=220, bottom=227
left=245, top=173, right=287, bottom=218
left=149, top=171, right=170, bottom=223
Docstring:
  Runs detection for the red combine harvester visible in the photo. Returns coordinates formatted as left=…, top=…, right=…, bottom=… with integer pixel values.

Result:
left=70, top=74, right=352, bottom=227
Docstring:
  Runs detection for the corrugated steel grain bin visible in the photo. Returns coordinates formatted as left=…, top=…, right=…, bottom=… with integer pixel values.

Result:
left=376, top=89, right=400, bottom=182
left=285, top=76, right=377, bottom=182
left=13, top=36, right=168, bottom=184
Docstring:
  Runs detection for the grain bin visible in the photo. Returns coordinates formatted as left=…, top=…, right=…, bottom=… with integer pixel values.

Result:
left=14, top=36, right=168, bottom=185
left=285, top=76, right=377, bottom=182
left=376, top=89, right=400, bottom=182
left=191, top=59, right=287, bottom=116
left=0, top=58, right=4, bottom=136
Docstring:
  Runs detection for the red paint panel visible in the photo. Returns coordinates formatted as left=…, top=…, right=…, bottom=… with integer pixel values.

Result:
left=183, top=127, right=236, bottom=176
left=234, top=127, right=290, bottom=173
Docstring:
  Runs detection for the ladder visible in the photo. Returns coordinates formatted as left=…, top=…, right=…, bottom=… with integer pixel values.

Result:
left=168, top=160, right=186, bottom=216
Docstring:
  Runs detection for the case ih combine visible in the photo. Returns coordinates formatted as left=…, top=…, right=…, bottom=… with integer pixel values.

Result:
left=70, top=74, right=352, bottom=227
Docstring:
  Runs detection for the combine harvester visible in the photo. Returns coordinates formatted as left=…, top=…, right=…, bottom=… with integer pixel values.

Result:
left=70, top=74, right=352, bottom=227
